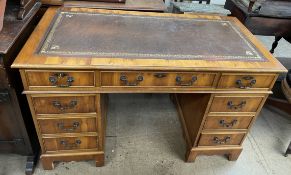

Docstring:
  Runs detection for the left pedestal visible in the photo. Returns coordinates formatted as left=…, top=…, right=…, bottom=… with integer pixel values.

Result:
left=25, top=93, right=108, bottom=170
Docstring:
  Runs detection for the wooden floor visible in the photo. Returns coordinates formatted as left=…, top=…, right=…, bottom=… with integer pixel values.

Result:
left=1, top=94, right=291, bottom=175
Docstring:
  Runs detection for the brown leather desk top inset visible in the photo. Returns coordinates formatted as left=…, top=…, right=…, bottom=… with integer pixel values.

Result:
left=12, top=7, right=286, bottom=170
left=39, top=10, right=263, bottom=61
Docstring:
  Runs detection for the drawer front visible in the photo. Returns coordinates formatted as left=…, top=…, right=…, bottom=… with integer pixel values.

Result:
left=32, top=95, right=96, bottom=114
left=38, top=117, right=97, bottom=134
left=198, top=133, right=245, bottom=146
left=25, top=70, right=95, bottom=88
left=43, top=136, right=98, bottom=152
left=209, top=96, right=264, bottom=113
left=101, top=71, right=217, bottom=87
left=218, top=73, right=276, bottom=89
left=203, top=115, right=253, bottom=130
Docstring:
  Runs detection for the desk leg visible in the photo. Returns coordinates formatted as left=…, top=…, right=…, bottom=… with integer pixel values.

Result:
left=186, top=149, right=198, bottom=162
left=96, top=154, right=105, bottom=166
left=228, top=149, right=243, bottom=161
left=270, top=36, right=282, bottom=54
left=41, top=156, right=54, bottom=170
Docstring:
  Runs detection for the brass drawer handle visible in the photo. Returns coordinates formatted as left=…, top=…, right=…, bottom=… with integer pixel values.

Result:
left=227, top=101, right=246, bottom=110
left=154, top=73, right=167, bottom=78
left=219, top=119, right=238, bottom=128
left=49, top=73, right=74, bottom=87
left=52, top=100, right=78, bottom=111
left=236, top=76, right=256, bottom=89
left=176, top=76, right=197, bottom=86
left=213, top=136, right=231, bottom=144
left=120, top=74, right=143, bottom=86
left=57, top=121, right=80, bottom=132
left=60, top=139, right=81, bottom=149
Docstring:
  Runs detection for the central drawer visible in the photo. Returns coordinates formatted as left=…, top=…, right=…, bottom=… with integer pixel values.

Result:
left=100, top=71, right=217, bottom=87
left=38, top=117, right=97, bottom=134
left=43, top=136, right=98, bottom=152
left=32, top=95, right=97, bottom=114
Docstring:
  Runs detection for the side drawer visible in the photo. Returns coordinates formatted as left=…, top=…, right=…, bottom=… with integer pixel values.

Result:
left=203, top=115, right=254, bottom=130
left=198, top=132, right=245, bottom=146
left=25, top=70, right=95, bottom=88
left=32, top=95, right=97, bottom=114
left=209, top=95, right=265, bottom=113
left=100, top=71, right=217, bottom=88
left=38, top=117, right=97, bottom=134
left=217, top=73, right=276, bottom=90
left=43, top=136, right=98, bottom=152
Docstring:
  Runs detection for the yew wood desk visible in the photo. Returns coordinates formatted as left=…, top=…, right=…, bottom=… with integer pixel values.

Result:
left=12, top=7, right=287, bottom=170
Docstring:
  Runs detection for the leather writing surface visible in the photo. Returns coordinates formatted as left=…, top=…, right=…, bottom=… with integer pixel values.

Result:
left=39, top=11, right=265, bottom=61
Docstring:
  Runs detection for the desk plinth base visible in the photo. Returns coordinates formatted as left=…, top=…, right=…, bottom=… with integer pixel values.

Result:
left=40, top=151, right=104, bottom=170
left=186, top=147, right=243, bottom=162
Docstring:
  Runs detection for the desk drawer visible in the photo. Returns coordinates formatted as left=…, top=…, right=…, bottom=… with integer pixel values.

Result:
left=198, top=132, right=245, bottom=146
left=100, top=71, right=217, bottom=88
left=217, top=73, right=276, bottom=90
left=38, top=117, right=97, bottom=134
left=209, top=95, right=264, bottom=113
left=203, top=115, right=253, bottom=130
left=25, top=70, right=95, bottom=88
left=32, top=95, right=96, bottom=114
left=43, top=136, right=98, bottom=152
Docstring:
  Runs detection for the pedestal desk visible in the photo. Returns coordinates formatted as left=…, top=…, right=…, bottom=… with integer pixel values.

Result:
left=12, top=8, right=286, bottom=170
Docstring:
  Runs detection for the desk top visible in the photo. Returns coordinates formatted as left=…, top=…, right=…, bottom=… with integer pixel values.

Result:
left=12, top=8, right=286, bottom=73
